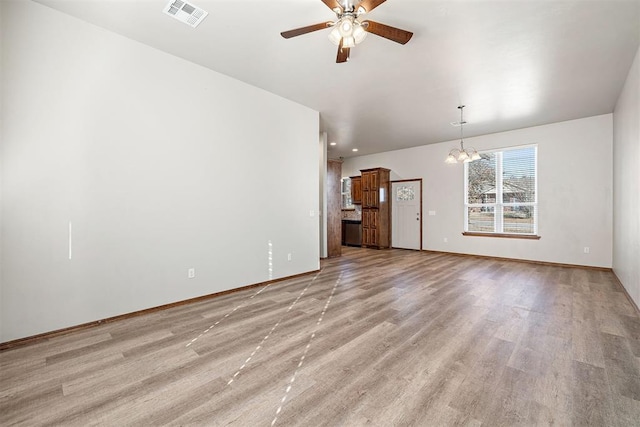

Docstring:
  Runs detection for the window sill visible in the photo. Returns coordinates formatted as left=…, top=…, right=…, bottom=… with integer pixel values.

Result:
left=462, top=232, right=541, bottom=240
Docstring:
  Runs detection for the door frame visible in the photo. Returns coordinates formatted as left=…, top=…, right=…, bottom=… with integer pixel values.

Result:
left=390, top=178, right=423, bottom=250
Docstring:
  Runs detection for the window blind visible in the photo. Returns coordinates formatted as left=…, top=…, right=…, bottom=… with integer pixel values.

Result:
left=465, top=145, right=538, bottom=235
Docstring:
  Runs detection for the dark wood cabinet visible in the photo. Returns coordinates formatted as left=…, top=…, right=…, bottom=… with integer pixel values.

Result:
left=361, top=170, right=377, bottom=192
left=362, top=170, right=381, bottom=208
left=350, top=176, right=362, bottom=204
left=361, top=167, right=390, bottom=249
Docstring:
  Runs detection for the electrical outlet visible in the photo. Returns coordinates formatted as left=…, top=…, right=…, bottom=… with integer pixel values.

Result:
left=188, top=268, right=195, bottom=278
left=444, top=237, right=448, bottom=243
left=583, top=247, right=590, bottom=254
left=287, top=253, right=292, bottom=261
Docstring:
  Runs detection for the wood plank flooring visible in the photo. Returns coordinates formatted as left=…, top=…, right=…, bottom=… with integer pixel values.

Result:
left=1, top=248, right=640, bottom=426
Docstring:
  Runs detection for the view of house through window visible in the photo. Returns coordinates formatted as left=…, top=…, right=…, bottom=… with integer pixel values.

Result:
left=465, top=145, right=537, bottom=235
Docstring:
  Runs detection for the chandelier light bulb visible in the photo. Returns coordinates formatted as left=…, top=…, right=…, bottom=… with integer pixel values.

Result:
left=339, top=17, right=354, bottom=37
left=353, top=22, right=367, bottom=44
left=328, top=25, right=341, bottom=45
left=342, top=36, right=356, bottom=48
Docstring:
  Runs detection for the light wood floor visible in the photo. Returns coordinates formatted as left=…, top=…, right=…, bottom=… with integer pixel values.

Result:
left=2, top=248, right=640, bottom=426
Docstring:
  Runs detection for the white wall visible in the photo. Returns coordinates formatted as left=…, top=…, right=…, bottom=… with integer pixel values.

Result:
left=0, top=0, right=4, bottom=339
left=0, top=1, right=319, bottom=342
left=344, top=115, right=613, bottom=268
left=613, top=45, right=640, bottom=308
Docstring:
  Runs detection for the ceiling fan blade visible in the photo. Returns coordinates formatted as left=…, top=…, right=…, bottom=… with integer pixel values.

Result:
left=362, top=20, right=413, bottom=44
left=336, top=40, right=350, bottom=63
left=320, top=0, right=343, bottom=12
left=356, top=0, right=386, bottom=13
left=281, top=22, right=333, bottom=39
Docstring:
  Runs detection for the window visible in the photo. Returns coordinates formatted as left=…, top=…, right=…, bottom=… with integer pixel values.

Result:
left=464, top=145, right=538, bottom=237
left=341, top=178, right=353, bottom=209
left=396, top=185, right=415, bottom=201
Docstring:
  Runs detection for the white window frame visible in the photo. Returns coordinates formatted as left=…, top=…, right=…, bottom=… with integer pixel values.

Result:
left=464, top=144, right=538, bottom=237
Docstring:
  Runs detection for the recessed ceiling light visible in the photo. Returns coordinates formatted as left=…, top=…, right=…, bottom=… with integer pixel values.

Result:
left=352, top=148, right=358, bottom=152
left=330, top=142, right=337, bottom=146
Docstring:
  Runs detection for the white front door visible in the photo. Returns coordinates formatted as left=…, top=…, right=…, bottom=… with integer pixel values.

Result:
left=391, top=180, right=421, bottom=250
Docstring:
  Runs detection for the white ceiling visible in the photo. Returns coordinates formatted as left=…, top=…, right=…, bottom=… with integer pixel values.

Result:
left=36, top=0, right=640, bottom=159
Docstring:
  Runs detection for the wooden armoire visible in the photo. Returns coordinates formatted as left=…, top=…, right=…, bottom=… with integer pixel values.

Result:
left=361, top=167, right=390, bottom=249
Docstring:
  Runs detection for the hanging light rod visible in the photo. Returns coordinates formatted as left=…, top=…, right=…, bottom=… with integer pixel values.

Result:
left=445, top=105, right=481, bottom=164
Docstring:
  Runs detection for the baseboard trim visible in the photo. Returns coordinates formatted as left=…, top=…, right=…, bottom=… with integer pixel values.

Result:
left=611, top=271, right=640, bottom=316
left=0, top=269, right=320, bottom=352
left=422, top=249, right=612, bottom=271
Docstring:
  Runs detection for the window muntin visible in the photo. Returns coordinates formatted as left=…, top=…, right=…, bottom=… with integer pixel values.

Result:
left=464, top=145, right=537, bottom=235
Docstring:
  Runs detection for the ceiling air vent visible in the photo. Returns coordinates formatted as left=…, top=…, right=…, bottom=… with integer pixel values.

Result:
left=163, top=0, right=208, bottom=28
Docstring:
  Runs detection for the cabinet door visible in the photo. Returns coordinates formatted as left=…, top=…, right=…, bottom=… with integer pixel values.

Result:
left=371, top=209, right=379, bottom=229
left=369, top=189, right=379, bottom=208
left=351, top=177, right=362, bottom=204
left=370, top=171, right=378, bottom=190
left=362, top=210, right=370, bottom=228
left=361, top=171, right=371, bottom=191
left=370, top=228, right=378, bottom=246
left=362, top=228, right=371, bottom=246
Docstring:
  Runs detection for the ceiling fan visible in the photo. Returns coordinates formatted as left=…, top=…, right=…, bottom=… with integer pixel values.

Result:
left=280, top=0, right=413, bottom=63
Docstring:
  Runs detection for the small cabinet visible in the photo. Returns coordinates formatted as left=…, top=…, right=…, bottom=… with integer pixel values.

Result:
left=350, top=176, right=362, bottom=205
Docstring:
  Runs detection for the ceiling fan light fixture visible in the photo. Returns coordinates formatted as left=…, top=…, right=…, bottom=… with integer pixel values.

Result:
left=328, top=25, right=342, bottom=45
left=338, top=16, right=354, bottom=37
left=280, top=1, right=413, bottom=63
left=353, top=22, right=367, bottom=44
left=342, top=36, right=356, bottom=48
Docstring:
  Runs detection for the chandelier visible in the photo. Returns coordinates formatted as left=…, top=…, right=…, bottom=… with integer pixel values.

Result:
left=445, top=105, right=481, bottom=164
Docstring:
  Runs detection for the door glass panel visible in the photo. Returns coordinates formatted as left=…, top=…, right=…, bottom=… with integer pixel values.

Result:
left=396, top=185, right=415, bottom=201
